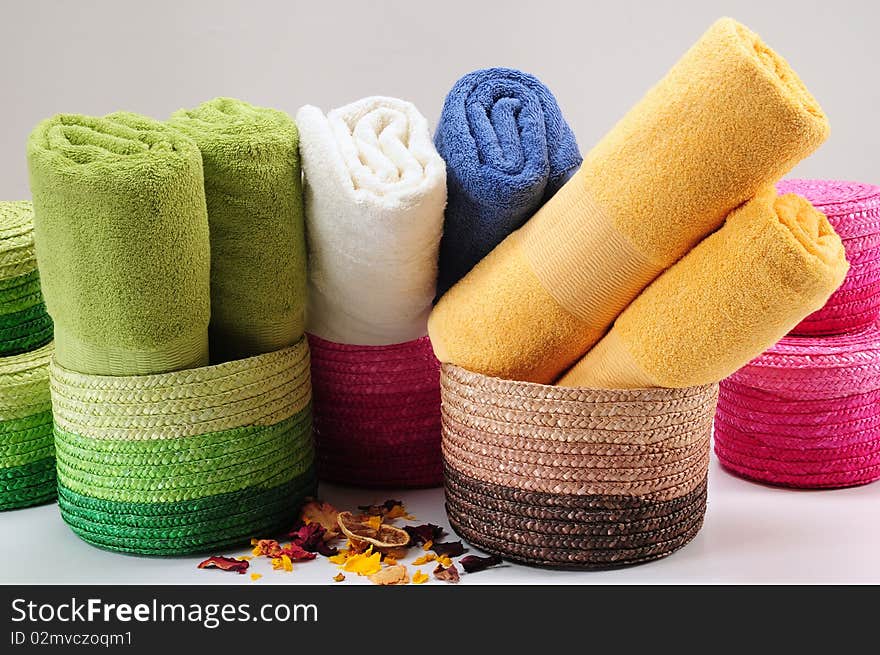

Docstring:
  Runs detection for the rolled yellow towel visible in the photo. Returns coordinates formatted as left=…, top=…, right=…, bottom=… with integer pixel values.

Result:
left=428, top=17, right=829, bottom=383
left=558, top=188, right=848, bottom=389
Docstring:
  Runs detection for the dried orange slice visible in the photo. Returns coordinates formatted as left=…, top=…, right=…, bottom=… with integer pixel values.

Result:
left=337, top=512, right=410, bottom=551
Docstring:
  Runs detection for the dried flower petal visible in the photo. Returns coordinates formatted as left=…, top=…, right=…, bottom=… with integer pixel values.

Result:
left=288, top=522, right=340, bottom=557
left=250, top=573, right=262, bottom=581
left=197, top=556, right=249, bottom=574
left=300, top=500, right=340, bottom=538
left=431, top=541, right=465, bottom=557
left=279, top=543, right=317, bottom=562
left=368, top=565, right=410, bottom=586
left=412, top=553, right=436, bottom=566
left=272, top=554, right=294, bottom=572
left=252, top=539, right=282, bottom=558
left=404, top=524, right=444, bottom=546
left=412, top=570, right=429, bottom=584
left=433, top=563, right=460, bottom=583
left=333, top=573, right=345, bottom=582
left=328, top=550, right=351, bottom=565
left=460, top=554, right=502, bottom=573
left=342, top=548, right=383, bottom=576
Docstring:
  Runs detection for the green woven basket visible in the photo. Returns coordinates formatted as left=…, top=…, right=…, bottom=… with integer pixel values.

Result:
left=0, top=202, right=53, bottom=356
left=51, top=337, right=316, bottom=555
left=0, top=342, right=55, bottom=510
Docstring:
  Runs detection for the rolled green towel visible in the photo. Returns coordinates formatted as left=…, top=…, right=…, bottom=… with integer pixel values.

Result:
left=27, top=112, right=211, bottom=376
left=169, top=98, right=307, bottom=363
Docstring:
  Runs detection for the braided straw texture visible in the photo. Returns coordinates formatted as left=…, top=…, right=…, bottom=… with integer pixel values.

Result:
left=1, top=343, right=55, bottom=510
left=0, top=201, right=37, bottom=281
left=441, top=364, right=715, bottom=499
left=52, top=339, right=317, bottom=554
left=50, top=338, right=311, bottom=439
left=308, top=334, right=442, bottom=487
left=439, top=365, right=712, bottom=569
left=777, top=179, right=880, bottom=335
left=716, top=323, right=880, bottom=488
left=446, top=463, right=706, bottom=570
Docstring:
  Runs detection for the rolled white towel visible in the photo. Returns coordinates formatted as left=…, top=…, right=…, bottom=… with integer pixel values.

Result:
left=296, top=97, right=447, bottom=346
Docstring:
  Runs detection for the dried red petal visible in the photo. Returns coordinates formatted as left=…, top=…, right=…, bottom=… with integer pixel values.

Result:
left=433, top=563, right=460, bottom=583
left=404, top=524, right=445, bottom=546
left=279, top=543, right=317, bottom=562
left=431, top=541, right=466, bottom=557
left=316, top=541, right=339, bottom=557
left=289, top=522, right=324, bottom=548
left=197, top=556, right=249, bottom=574
left=460, top=554, right=502, bottom=573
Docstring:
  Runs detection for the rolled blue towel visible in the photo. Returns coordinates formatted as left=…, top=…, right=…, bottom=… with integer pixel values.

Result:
left=434, top=67, right=582, bottom=298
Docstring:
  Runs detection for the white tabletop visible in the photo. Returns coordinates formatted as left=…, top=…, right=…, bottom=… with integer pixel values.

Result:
left=2, top=454, right=878, bottom=585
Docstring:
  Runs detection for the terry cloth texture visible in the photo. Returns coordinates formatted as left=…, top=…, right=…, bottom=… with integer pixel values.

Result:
left=51, top=337, right=316, bottom=555
left=776, top=179, right=880, bottom=336
left=715, top=323, right=880, bottom=488
left=169, top=98, right=308, bottom=363
left=440, top=364, right=716, bottom=569
left=308, top=333, right=441, bottom=488
left=0, top=202, right=52, bottom=356
left=428, top=17, right=829, bottom=383
left=560, top=189, right=848, bottom=389
left=297, top=96, right=446, bottom=346
left=27, top=112, right=210, bottom=376
left=0, top=343, right=55, bottom=510
left=434, top=68, right=582, bottom=297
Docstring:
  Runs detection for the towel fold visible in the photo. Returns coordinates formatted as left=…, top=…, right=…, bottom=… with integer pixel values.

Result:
left=169, top=98, right=307, bottom=362
left=428, top=17, right=829, bottom=383
left=434, top=68, right=582, bottom=297
left=296, top=96, right=446, bottom=345
left=559, top=189, right=848, bottom=389
left=27, top=112, right=210, bottom=376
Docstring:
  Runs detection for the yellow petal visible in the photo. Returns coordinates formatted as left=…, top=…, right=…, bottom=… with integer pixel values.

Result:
left=412, top=554, right=436, bottom=566
left=343, top=550, right=383, bottom=576
left=423, top=540, right=433, bottom=551
left=333, top=573, right=345, bottom=582
left=412, top=570, right=429, bottom=584
left=250, top=573, right=262, bottom=581
left=366, top=516, right=382, bottom=531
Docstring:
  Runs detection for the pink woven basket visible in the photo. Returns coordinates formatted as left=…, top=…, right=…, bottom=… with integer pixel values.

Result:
left=715, top=322, right=880, bottom=488
left=776, top=179, right=880, bottom=336
left=307, top=334, right=442, bottom=488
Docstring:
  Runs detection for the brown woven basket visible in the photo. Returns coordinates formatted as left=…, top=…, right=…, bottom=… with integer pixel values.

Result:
left=441, top=364, right=717, bottom=570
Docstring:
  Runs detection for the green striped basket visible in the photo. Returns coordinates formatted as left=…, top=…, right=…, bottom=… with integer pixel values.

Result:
left=51, top=337, right=316, bottom=555
left=0, top=201, right=53, bottom=357
left=0, top=342, right=55, bottom=510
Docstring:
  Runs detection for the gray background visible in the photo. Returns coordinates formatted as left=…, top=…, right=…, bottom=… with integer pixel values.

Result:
left=0, top=0, right=877, bottom=199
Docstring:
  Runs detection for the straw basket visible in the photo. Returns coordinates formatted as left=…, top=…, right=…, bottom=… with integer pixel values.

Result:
left=308, top=334, right=442, bottom=488
left=777, top=180, right=880, bottom=336
left=51, top=337, right=316, bottom=554
left=716, top=322, right=880, bottom=488
left=440, top=364, right=716, bottom=569
left=0, top=201, right=53, bottom=357
left=0, top=342, right=55, bottom=510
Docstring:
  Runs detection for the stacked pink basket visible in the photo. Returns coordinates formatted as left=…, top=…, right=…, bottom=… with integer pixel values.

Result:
left=308, top=335, right=443, bottom=488
left=715, top=180, right=880, bottom=488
